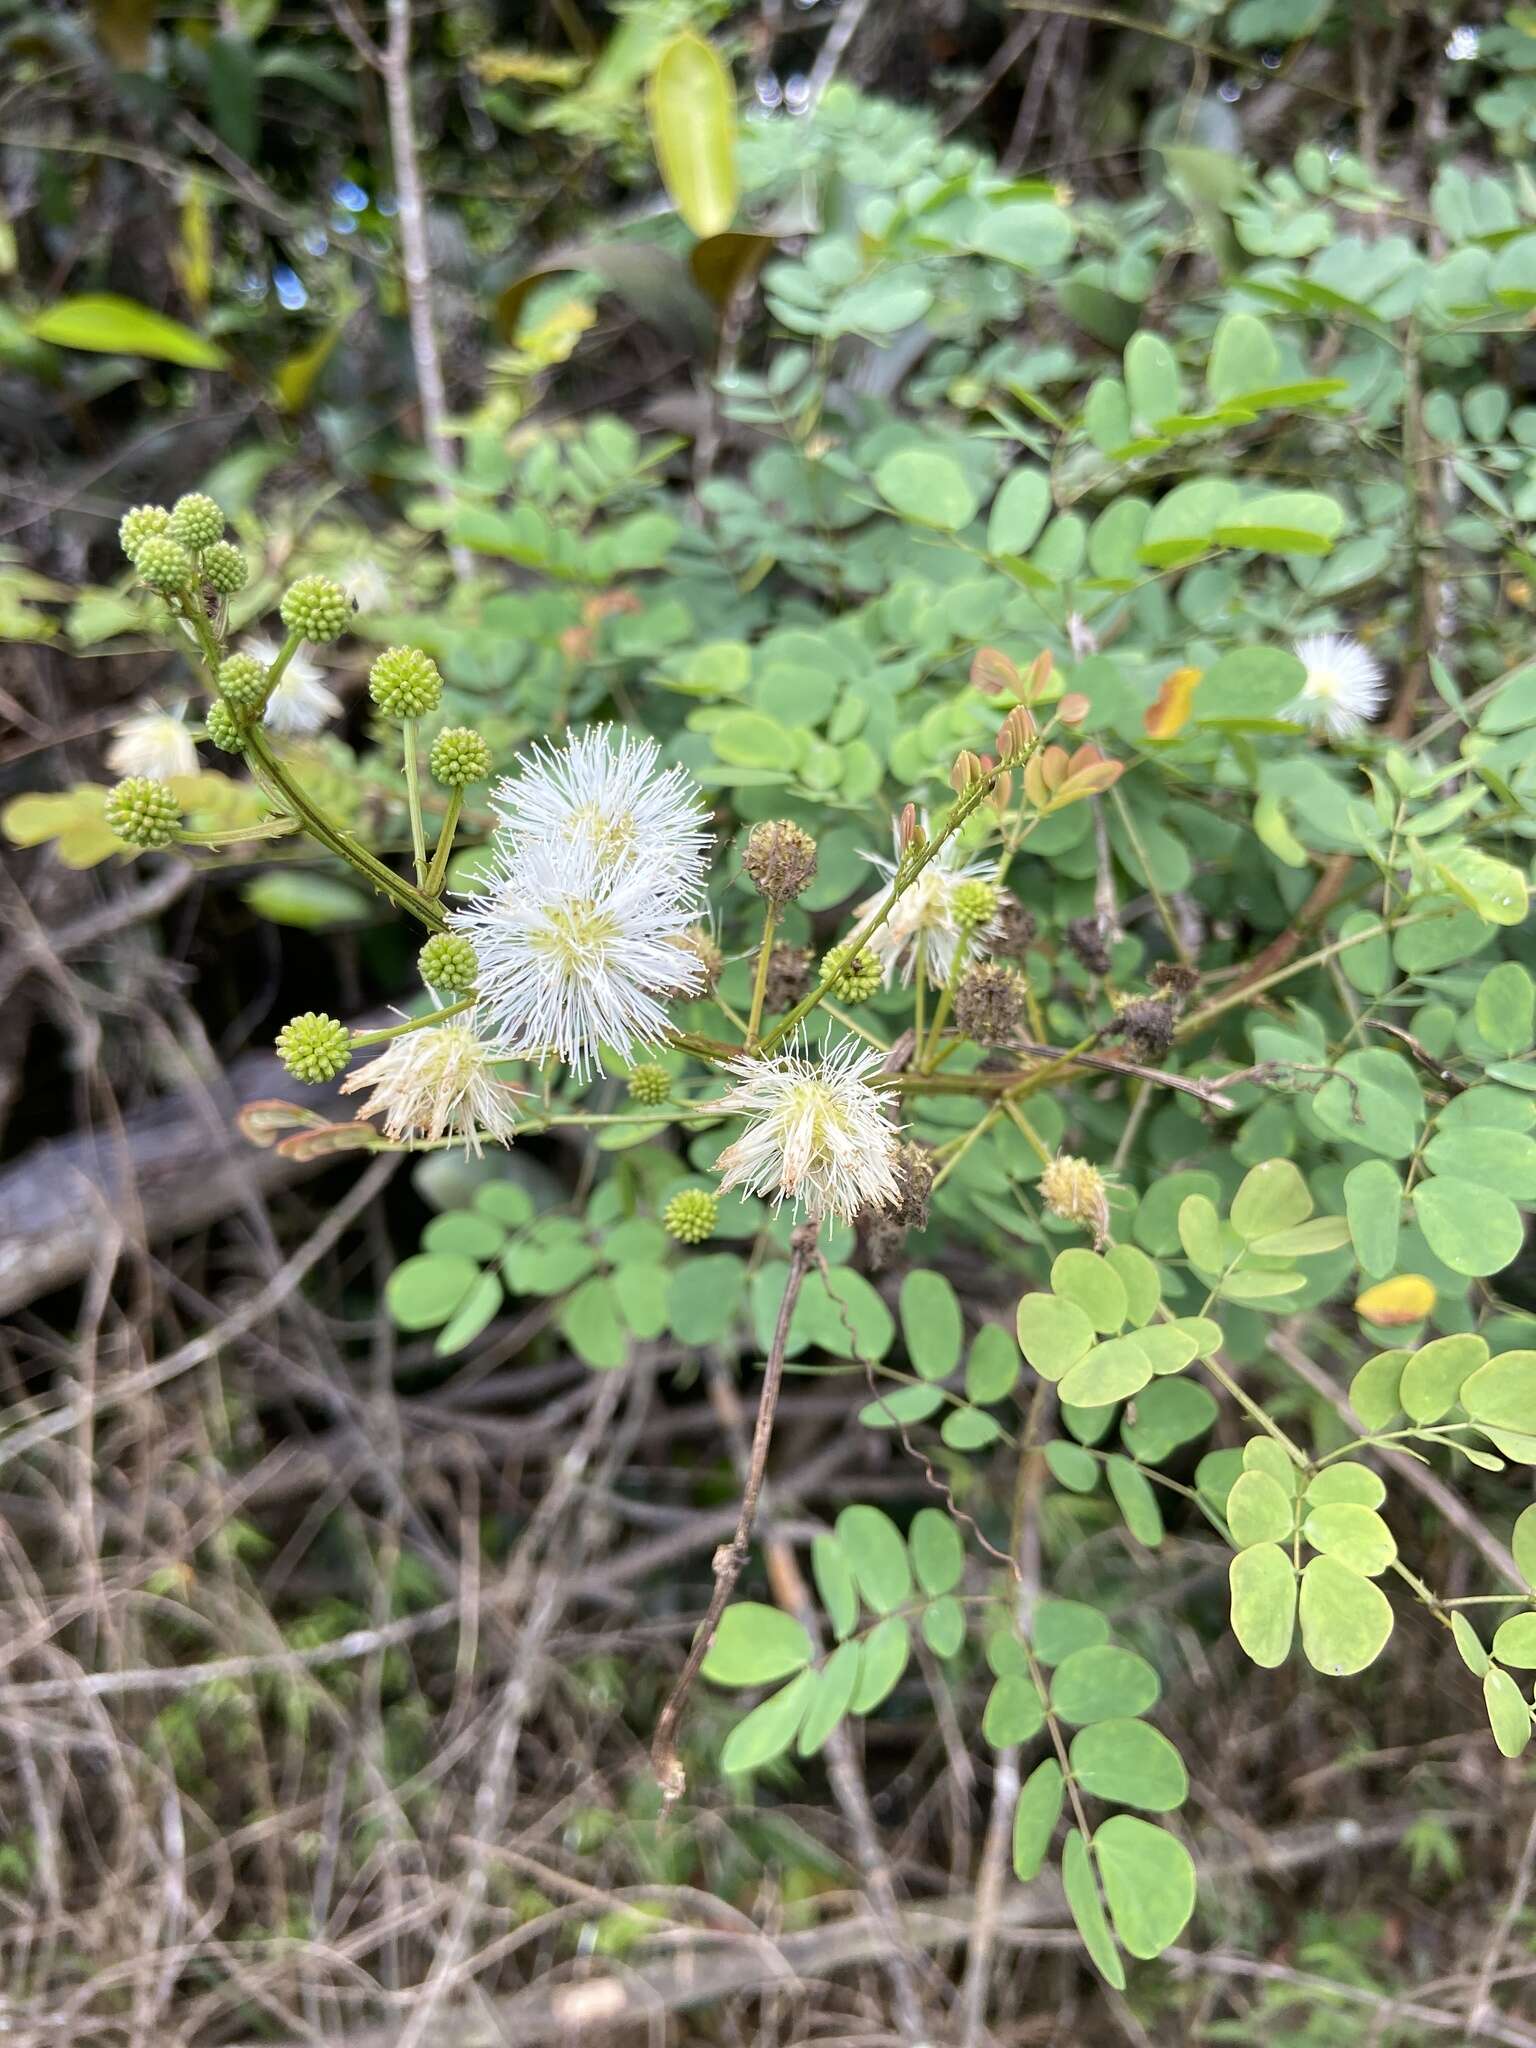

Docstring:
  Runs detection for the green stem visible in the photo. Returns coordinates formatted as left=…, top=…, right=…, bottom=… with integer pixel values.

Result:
left=1001, top=1098, right=1053, bottom=1166
left=424, top=788, right=463, bottom=897
left=745, top=902, right=779, bottom=1049
left=175, top=816, right=302, bottom=850
left=349, top=995, right=477, bottom=1050
left=402, top=719, right=428, bottom=887
left=1176, top=907, right=1447, bottom=1042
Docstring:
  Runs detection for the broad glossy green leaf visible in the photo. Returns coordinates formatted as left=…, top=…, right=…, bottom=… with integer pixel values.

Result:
left=1094, top=1816, right=1197, bottom=1958
left=1305, top=1462, right=1385, bottom=1509
left=812, top=1534, right=858, bottom=1640
left=1226, top=1468, right=1294, bottom=1547
left=875, top=449, right=979, bottom=531
left=1413, top=1177, right=1525, bottom=1277
left=1422, top=1128, right=1536, bottom=1200
left=386, top=1252, right=479, bottom=1332
left=1103, top=1243, right=1161, bottom=1326
left=647, top=32, right=738, bottom=239
left=1399, top=1333, right=1488, bottom=1423
left=1302, top=1503, right=1396, bottom=1577
left=797, top=1642, right=861, bottom=1756
left=1016, top=1292, right=1095, bottom=1380
left=1050, top=1644, right=1160, bottom=1725
left=851, top=1615, right=910, bottom=1712
left=1120, top=1379, right=1217, bottom=1464
left=1071, top=1719, right=1188, bottom=1812
left=1515, top=1504, right=1536, bottom=1589
left=1058, top=1336, right=1152, bottom=1408
left=1461, top=1352, right=1536, bottom=1434
left=1491, top=1613, right=1536, bottom=1669
left=966, top=1322, right=1021, bottom=1404
left=909, top=1507, right=965, bottom=1596
left=720, top=1668, right=813, bottom=1772
left=1231, top=1157, right=1313, bottom=1240
left=1229, top=1542, right=1297, bottom=1668
left=29, top=292, right=228, bottom=368
left=1485, top=1665, right=1533, bottom=1759
left=702, top=1603, right=813, bottom=1686
left=901, top=1268, right=964, bottom=1381
left=1051, top=1249, right=1128, bottom=1332
left=1345, top=1160, right=1403, bottom=1279
left=1298, top=1555, right=1394, bottom=1676
left=984, top=1673, right=1046, bottom=1747
left=987, top=466, right=1052, bottom=556
left=1013, top=1757, right=1065, bottom=1880
left=1106, top=1455, right=1164, bottom=1547
left=1477, top=962, right=1536, bottom=1057
left=1063, top=1828, right=1126, bottom=1988
left=835, top=1505, right=913, bottom=1615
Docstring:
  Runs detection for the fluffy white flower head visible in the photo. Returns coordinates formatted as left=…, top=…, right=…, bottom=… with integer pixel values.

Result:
left=452, top=837, right=704, bottom=1079
left=341, top=1020, right=522, bottom=1157
left=854, top=816, right=994, bottom=989
left=107, top=701, right=197, bottom=782
left=243, top=634, right=343, bottom=736
left=1289, top=632, right=1386, bottom=739
left=713, top=1033, right=901, bottom=1223
left=489, top=725, right=711, bottom=890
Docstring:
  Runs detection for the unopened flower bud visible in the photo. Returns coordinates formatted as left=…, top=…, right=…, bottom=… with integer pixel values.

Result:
left=429, top=725, right=491, bottom=787
left=996, top=706, right=1036, bottom=762
left=167, top=492, right=225, bottom=551
left=135, top=536, right=197, bottom=594
left=202, top=540, right=249, bottom=594
left=418, top=932, right=479, bottom=997
left=276, top=1011, right=352, bottom=1083
left=664, top=1188, right=717, bottom=1244
left=822, top=943, right=882, bottom=1002
left=105, top=776, right=181, bottom=848
left=627, top=1062, right=671, bottom=1107
left=744, top=819, right=817, bottom=904
left=217, top=652, right=268, bottom=714
left=119, top=504, right=171, bottom=562
left=369, top=644, right=443, bottom=717
left=763, top=942, right=813, bottom=1013
left=204, top=700, right=247, bottom=752
left=280, top=574, right=351, bottom=643
left=897, top=803, right=922, bottom=855
left=1023, top=649, right=1054, bottom=703
left=1040, top=1153, right=1110, bottom=1245
left=950, top=748, right=986, bottom=794
left=1065, top=916, right=1111, bottom=976
left=955, top=961, right=1027, bottom=1046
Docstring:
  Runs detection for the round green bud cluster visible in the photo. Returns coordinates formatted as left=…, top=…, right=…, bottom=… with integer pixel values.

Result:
left=204, top=701, right=247, bottom=753
left=202, top=540, right=249, bottom=594
left=279, top=574, right=351, bottom=643
left=276, top=1011, right=352, bottom=1083
left=953, top=877, right=1000, bottom=931
left=167, top=492, right=225, bottom=551
left=119, top=504, right=171, bottom=563
left=135, top=535, right=197, bottom=594
left=663, top=1188, right=717, bottom=1244
left=822, top=943, right=882, bottom=1003
left=418, top=932, right=479, bottom=997
left=217, top=653, right=268, bottom=714
left=105, top=776, right=181, bottom=849
left=369, top=644, right=443, bottom=718
left=626, top=1063, right=671, bottom=1107
left=429, top=725, right=491, bottom=787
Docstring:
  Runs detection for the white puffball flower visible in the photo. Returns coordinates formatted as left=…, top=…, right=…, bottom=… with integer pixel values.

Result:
left=340, top=1020, right=523, bottom=1157
left=1289, top=632, right=1387, bottom=739
left=853, top=817, right=995, bottom=989
left=242, top=634, right=343, bottom=736
left=107, top=700, right=198, bottom=782
left=340, top=559, right=391, bottom=613
left=489, top=725, right=712, bottom=892
left=713, top=1033, right=902, bottom=1223
left=452, top=837, right=705, bottom=1080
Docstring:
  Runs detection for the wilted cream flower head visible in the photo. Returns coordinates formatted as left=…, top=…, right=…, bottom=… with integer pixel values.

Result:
left=713, top=1033, right=901, bottom=1223
left=488, top=725, right=711, bottom=892
left=106, top=700, right=198, bottom=782
left=1289, top=632, right=1386, bottom=739
left=242, top=634, right=343, bottom=736
left=341, top=1019, right=523, bottom=1156
left=1039, top=1153, right=1111, bottom=1245
left=854, top=816, right=995, bottom=989
left=452, top=836, right=704, bottom=1080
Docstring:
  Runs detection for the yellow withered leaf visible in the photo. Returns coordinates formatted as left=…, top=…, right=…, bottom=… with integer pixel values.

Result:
left=1144, top=666, right=1203, bottom=740
left=1355, top=1275, right=1436, bottom=1327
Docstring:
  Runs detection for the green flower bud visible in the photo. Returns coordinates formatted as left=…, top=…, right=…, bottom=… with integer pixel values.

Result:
left=418, top=932, right=479, bottom=997
left=953, top=877, right=1000, bottom=931
left=429, top=725, right=491, bottom=787
left=821, top=943, right=882, bottom=1003
left=275, top=1011, right=352, bottom=1083
left=626, top=1063, right=670, bottom=1107
left=217, top=653, right=268, bottom=714
left=167, top=492, right=225, bottom=551
left=135, top=535, right=197, bottom=594
left=202, top=540, right=249, bottom=594
left=119, top=504, right=171, bottom=563
left=279, top=574, right=351, bottom=643
left=369, top=644, right=444, bottom=717
left=664, top=1188, right=717, bottom=1244
left=204, top=700, right=248, bottom=753
left=105, top=776, right=181, bottom=849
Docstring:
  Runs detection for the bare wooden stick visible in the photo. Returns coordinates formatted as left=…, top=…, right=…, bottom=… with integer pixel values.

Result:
left=649, top=1218, right=819, bottom=1808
